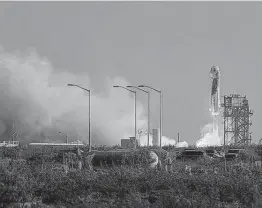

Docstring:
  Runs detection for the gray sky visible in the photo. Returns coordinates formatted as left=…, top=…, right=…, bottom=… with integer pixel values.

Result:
left=0, top=2, right=261, bottom=145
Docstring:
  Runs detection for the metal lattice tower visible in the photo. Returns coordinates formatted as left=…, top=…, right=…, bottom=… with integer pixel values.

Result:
left=221, top=94, right=253, bottom=145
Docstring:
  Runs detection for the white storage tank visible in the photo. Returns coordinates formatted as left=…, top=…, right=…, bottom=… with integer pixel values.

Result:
left=152, top=129, right=160, bottom=146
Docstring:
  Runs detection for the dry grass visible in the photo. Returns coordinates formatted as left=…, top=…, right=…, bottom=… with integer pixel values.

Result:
left=0, top=146, right=262, bottom=207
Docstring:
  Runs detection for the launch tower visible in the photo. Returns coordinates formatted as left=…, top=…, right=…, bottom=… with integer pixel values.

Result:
left=221, top=94, right=253, bottom=145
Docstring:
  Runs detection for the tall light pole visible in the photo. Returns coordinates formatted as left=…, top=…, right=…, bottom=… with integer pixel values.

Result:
left=127, top=85, right=150, bottom=147
left=138, top=85, right=163, bottom=148
left=67, top=84, right=91, bottom=152
left=113, top=85, right=137, bottom=149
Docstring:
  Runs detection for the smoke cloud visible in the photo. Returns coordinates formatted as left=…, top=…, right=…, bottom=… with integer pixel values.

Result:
left=176, top=141, right=189, bottom=148
left=138, top=132, right=176, bottom=146
left=195, top=122, right=222, bottom=147
left=0, top=46, right=147, bottom=145
left=0, top=120, right=6, bottom=135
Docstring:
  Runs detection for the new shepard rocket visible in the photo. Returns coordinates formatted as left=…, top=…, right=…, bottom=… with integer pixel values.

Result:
left=210, top=66, right=220, bottom=116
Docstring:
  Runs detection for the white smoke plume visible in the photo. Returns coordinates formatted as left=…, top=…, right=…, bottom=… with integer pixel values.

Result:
left=137, top=132, right=176, bottom=146
left=0, top=46, right=147, bottom=145
left=195, top=121, right=222, bottom=147
left=176, top=141, right=189, bottom=148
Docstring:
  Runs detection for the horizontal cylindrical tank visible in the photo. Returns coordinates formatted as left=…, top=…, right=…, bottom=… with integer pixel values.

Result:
left=152, top=129, right=160, bottom=146
left=89, top=149, right=160, bottom=169
left=29, top=143, right=84, bottom=146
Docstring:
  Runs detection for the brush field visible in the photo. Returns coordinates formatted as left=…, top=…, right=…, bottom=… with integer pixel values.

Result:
left=0, top=145, right=262, bottom=208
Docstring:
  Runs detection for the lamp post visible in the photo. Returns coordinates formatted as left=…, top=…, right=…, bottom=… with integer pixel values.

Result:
left=67, top=84, right=91, bottom=152
left=127, top=85, right=150, bottom=147
left=113, top=85, right=137, bottom=149
left=138, top=85, right=163, bottom=148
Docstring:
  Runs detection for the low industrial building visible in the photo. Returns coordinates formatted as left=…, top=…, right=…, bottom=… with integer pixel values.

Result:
left=121, top=137, right=138, bottom=148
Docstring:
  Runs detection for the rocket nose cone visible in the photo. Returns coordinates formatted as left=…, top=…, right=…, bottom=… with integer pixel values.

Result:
left=210, top=66, right=220, bottom=78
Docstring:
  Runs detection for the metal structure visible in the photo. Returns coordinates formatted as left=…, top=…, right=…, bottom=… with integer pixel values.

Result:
left=28, top=142, right=84, bottom=147
left=127, top=86, right=150, bottom=147
left=113, top=85, right=137, bottom=149
left=138, top=85, right=163, bottom=148
left=0, top=141, right=19, bottom=147
left=221, top=94, right=253, bottom=145
left=12, top=120, right=19, bottom=142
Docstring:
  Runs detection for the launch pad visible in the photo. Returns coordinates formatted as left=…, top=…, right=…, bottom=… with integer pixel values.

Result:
left=221, top=94, right=253, bottom=145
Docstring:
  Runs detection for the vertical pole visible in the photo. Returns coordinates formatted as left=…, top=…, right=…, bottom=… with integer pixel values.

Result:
left=224, top=95, right=226, bottom=150
left=148, top=92, right=150, bottom=147
left=134, top=92, right=137, bottom=149
left=260, top=149, right=262, bottom=165
left=160, top=91, right=163, bottom=148
left=223, top=95, right=227, bottom=171
left=89, top=90, right=91, bottom=152
left=178, top=133, right=180, bottom=143
left=12, top=120, right=15, bottom=143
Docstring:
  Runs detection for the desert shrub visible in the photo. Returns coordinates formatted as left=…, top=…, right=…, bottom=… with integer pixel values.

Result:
left=1, top=147, right=262, bottom=207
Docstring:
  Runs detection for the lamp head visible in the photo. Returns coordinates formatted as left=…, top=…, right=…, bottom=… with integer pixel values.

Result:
left=138, top=85, right=145, bottom=87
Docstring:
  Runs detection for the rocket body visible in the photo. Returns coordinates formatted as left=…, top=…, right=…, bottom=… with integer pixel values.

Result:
left=195, top=66, right=221, bottom=148
left=210, top=66, right=220, bottom=116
